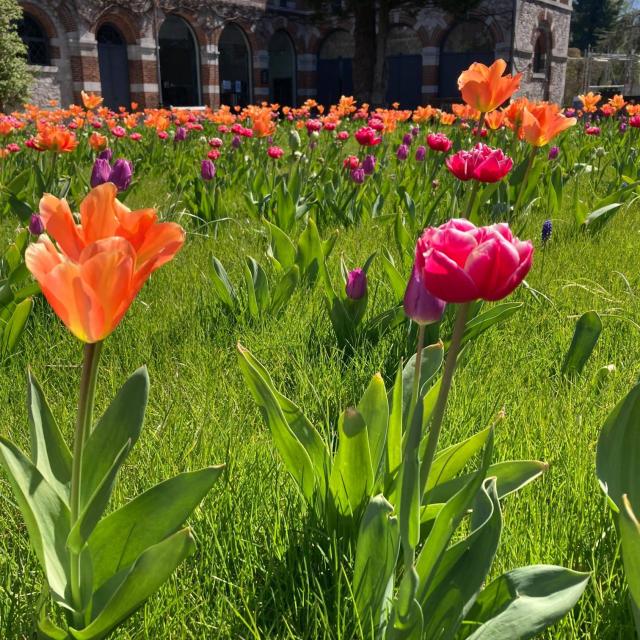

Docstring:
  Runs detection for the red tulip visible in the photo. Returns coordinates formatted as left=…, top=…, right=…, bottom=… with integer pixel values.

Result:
left=426, top=132, right=452, bottom=152
left=445, top=143, right=513, bottom=183
left=355, top=126, right=382, bottom=147
left=267, top=145, right=284, bottom=159
left=416, top=218, right=533, bottom=303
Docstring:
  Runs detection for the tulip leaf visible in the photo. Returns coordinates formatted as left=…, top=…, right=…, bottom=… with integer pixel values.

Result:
left=27, top=372, right=72, bottom=504
left=386, top=362, right=404, bottom=503
left=69, top=529, right=195, bottom=640
left=243, top=260, right=259, bottom=318
left=401, top=342, right=443, bottom=429
left=358, top=373, right=388, bottom=481
left=245, top=256, right=270, bottom=315
left=582, top=202, right=623, bottom=232
left=353, top=495, right=400, bottom=635
left=380, top=249, right=406, bottom=300
left=1, top=297, right=32, bottom=357
left=463, top=565, right=590, bottom=639
left=270, top=265, right=299, bottom=315
left=620, top=495, right=640, bottom=623
left=459, top=302, right=523, bottom=349
left=296, top=218, right=327, bottom=289
left=37, top=616, right=68, bottom=640
left=562, top=311, right=602, bottom=377
left=0, top=436, right=70, bottom=603
left=596, top=382, right=640, bottom=511
left=237, top=344, right=328, bottom=506
left=89, top=465, right=223, bottom=592
left=329, top=408, right=374, bottom=516
left=420, top=477, right=502, bottom=639
left=68, top=441, right=131, bottom=553
left=386, top=568, right=423, bottom=640
left=81, top=367, right=148, bottom=511
left=211, top=257, right=237, bottom=310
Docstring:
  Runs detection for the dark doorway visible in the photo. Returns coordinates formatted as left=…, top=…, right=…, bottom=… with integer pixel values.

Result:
left=439, top=21, right=494, bottom=101
left=269, top=31, right=296, bottom=106
left=317, top=30, right=353, bottom=106
left=386, top=55, right=422, bottom=108
left=159, top=15, right=201, bottom=106
left=97, top=24, right=130, bottom=110
left=219, top=24, right=252, bottom=107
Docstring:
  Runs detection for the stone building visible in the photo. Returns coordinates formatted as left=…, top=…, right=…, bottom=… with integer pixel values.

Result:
left=17, top=0, right=572, bottom=110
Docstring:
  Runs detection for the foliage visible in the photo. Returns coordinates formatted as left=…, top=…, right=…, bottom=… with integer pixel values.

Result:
left=0, top=0, right=31, bottom=111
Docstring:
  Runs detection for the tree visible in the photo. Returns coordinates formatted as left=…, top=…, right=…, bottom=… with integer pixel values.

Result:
left=570, top=0, right=623, bottom=52
left=0, top=0, right=31, bottom=112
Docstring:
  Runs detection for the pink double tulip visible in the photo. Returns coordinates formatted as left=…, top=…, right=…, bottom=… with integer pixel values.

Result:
left=426, top=132, right=453, bottom=152
left=415, top=218, right=533, bottom=303
left=355, top=126, right=382, bottom=147
left=445, top=143, right=513, bottom=183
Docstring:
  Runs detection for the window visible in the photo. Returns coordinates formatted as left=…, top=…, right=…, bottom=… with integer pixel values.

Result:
left=18, top=14, right=50, bottom=66
left=533, top=31, right=549, bottom=75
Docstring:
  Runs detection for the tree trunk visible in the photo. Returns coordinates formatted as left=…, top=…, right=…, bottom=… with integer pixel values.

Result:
left=352, top=0, right=376, bottom=103
left=371, top=0, right=390, bottom=106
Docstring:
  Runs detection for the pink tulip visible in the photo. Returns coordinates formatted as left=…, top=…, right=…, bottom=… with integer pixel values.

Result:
left=445, top=143, right=513, bottom=183
left=355, top=126, right=382, bottom=147
left=416, top=218, right=533, bottom=302
left=426, top=132, right=453, bottom=153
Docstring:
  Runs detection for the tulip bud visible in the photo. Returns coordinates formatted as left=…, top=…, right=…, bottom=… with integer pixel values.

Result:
left=362, top=154, right=376, bottom=175
left=28, top=214, right=45, bottom=236
left=415, top=145, right=426, bottom=162
left=231, top=135, right=241, bottom=149
left=402, top=133, right=413, bottom=146
left=201, top=159, right=216, bottom=180
left=109, top=159, right=133, bottom=192
left=403, top=266, right=446, bottom=325
left=345, top=268, right=367, bottom=300
left=174, top=126, right=187, bottom=142
left=289, top=128, right=301, bottom=150
left=396, top=144, right=409, bottom=161
left=90, top=158, right=111, bottom=187
left=350, top=167, right=365, bottom=184
left=548, top=146, right=559, bottom=160
left=98, top=148, right=113, bottom=162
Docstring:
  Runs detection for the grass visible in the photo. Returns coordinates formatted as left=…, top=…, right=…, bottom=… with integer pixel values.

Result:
left=1, top=171, right=639, bottom=639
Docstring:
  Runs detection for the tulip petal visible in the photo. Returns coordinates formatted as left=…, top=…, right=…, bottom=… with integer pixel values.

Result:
left=79, top=183, right=120, bottom=244
left=39, top=194, right=84, bottom=260
left=421, top=249, right=479, bottom=303
left=134, top=222, right=185, bottom=279
left=465, top=234, right=521, bottom=301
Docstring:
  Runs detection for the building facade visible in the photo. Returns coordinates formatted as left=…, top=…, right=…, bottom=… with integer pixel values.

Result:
left=17, top=0, right=572, bottom=110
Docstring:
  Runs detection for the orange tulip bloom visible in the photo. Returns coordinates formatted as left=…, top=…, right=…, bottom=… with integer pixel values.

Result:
left=88, top=132, right=107, bottom=151
left=81, top=91, right=104, bottom=110
left=452, top=103, right=480, bottom=120
left=484, top=109, right=506, bottom=130
left=34, top=125, right=78, bottom=152
left=521, top=104, right=576, bottom=146
left=25, top=184, right=185, bottom=343
left=439, top=112, right=456, bottom=125
left=413, top=105, right=437, bottom=123
left=578, top=92, right=601, bottom=113
left=458, top=59, right=522, bottom=113
left=608, top=94, right=626, bottom=112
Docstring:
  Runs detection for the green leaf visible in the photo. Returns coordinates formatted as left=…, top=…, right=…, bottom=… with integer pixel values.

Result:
left=0, top=437, right=70, bottom=602
left=81, top=368, right=149, bottom=511
left=464, top=565, right=589, bottom=639
left=237, top=344, right=328, bottom=506
left=68, top=441, right=131, bottom=553
left=296, top=218, right=327, bottom=288
left=582, top=202, right=623, bottom=231
left=37, top=616, right=68, bottom=640
left=353, top=495, right=400, bottom=635
left=401, top=343, right=443, bottom=429
left=28, top=372, right=72, bottom=504
left=242, top=260, right=259, bottom=318
left=620, top=495, right=640, bottom=621
left=596, top=383, right=640, bottom=510
left=1, top=297, right=32, bottom=357
left=6, top=168, right=31, bottom=195
left=357, top=373, right=388, bottom=480
left=329, top=408, right=374, bottom=516
left=69, top=529, right=195, bottom=640
left=381, top=250, right=407, bottom=300
left=265, top=219, right=297, bottom=270
left=386, top=361, right=403, bottom=503
left=460, top=303, right=523, bottom=349
left=211, top=257, right=237, bottom=310
left=89, top=466, right=223, bottom=592
left=270, top=265, right=299, bottom=315
left=245, top=256, right=270, bottom=315
left=562, top=311, right=602, bottom=377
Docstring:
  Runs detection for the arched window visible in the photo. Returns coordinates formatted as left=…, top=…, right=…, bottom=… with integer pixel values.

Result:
left=219, top=24, right=252, bottom=107
left=533, top=30, right=549, bottom=75
left=269, top=30, right=296, bottom=106
left=317, top=30, right=353, bottom=106
left=97, top=24, right=130, bottom=109
left=18, top=14, right=50, bottom=66
left=386, top=25, right=422, bottom=109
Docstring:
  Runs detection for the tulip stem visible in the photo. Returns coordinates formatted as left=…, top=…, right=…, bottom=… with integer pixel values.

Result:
left=420, top=302, right=470, bottom=496
left=69, top=341, right=103, bottom=627
left=476, top=112, right=486, bottom=138
left=409, top=324, right=426, bottom=422
left=513, top=147, right=538, bottom=217
left=462, top=180, right=480, bottom=220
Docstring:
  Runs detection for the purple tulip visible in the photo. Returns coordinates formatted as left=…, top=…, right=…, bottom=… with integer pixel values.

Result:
left=548, top=146, right=559, bottom=160
left=98, top=148, right=113, bottom=162
left=403, top=266, right=446, bottom=325
left=346, top=268, right=367, bottom=300
left=90, top=158, right=112, bottom=187
left=174, top=126, right=187, bottom=142
left=396, top=144, right=409, bottom=161
left=415, top=145, right=426, bottom=162
left=402, top=133, right=413, bottom=146
left=362, top=154, right=376, bottom=175
left=620, top=121, right=628, bottom=133
left=350, top=167, right=365, bottom=184
left=231, top=135, right=241, bottom=149
left=109, top=159, right=133, bottom=191
left=28, top=214, right=45, bottom=236
left=201, top=159, right=216, bottom=181
left=411, top=126, right=420, bottom=137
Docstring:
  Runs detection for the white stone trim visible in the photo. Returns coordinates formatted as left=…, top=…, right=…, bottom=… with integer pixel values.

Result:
left=130, top=83, right=159, bottom=92
left=297, top=87, right=317, bottom=97
left=422, top=47, right=439, bottom=66
left=127, top=45, right=157, bottom=61
left=254, top=87, right=269, bottom=96
left=73, top=81, right=101, bottom=91
left=203, top=85, right=220, bottom=95
left=254, top=50, right=269, bottom=69
left=297, top=53, right=316, bottom=71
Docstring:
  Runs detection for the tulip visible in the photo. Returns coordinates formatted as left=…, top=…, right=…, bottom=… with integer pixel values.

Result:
left=521, top=105, right=576, bottom=147
left=362, top=154, right=376, bottom=175
left=98, top=148, right=113, bottom=162
left=345, top=268, right=367, bottom=300
left=350, top=167, right=365, bottom=184
left=337, top=131, right=349, bottom=141
left=415, top=145, right=426, bottom=161
left=90, top=158, right=112, bottom=188
left=231, top=135, right=241, bottom=149
left=548, top=146, right=560, bottom=160
left=111, top=126, right=126, bottom=138
left=402, top=133, right=413, bottom=146
left=25, top=184, right=185, bottom=343
left=458, top=59, right=521, bottom=113
left=7, top=143, right=20, bottom=153
left=585, top=126, right=601, bottom=136
left=174, top=127, right=187, bottom=141
left=620, top=121, right=628, bottom=133
left=629, top=115, right=640, bottom=128
left=403, top=266, right=446, bottom=325
left=201, top=159, right=216, bottom=180
left=415, top=218, right=533, bottom=303
left=355, top=126, right=382, bottom=146
left=129, top=133, right=142, bottom=142
left=445, top=143, right=513, bottom=183
left=28, top=214, right=45, bottom=236
left=396, top=144, right=409, bottom=161
left=109, top=159, right=133, bottom=192
left=343, top=155, right=360, bottom=170
left=426, top=133, right=452, bottom=152
left=289, top=129, right=301, bottom=149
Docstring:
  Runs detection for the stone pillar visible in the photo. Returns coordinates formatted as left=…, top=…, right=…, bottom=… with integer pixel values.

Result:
left=69, top=27, right=101, bottom=103
left=201, top=43, right=219, bottom=108
left=127, top=33, right=160, bottom=108
left=253, top=48, right=270, bottom=102
left=422, top=46, right=439, bottom=103
left=297, top=52, right=317, bottom=103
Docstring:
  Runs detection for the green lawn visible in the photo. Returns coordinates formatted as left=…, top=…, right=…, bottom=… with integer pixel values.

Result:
left=1, top=174, right=639, bottom=638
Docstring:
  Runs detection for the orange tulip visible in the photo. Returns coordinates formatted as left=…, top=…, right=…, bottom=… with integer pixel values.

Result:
left=439, top=112, right=456, bottom=125
left=608, top=94, right=626, bottom=112
left=458, top=59, right=522, bottom=113
left=452, top=103, right=480, bottom=120
left=413, top=105, right=437, bottom=123
left=25, top=184, right=185, bottom=343
left=88, top=132, right=107, bottom=151
left=577, top=91, right=601, bottom=113
left=34, top=125, right=78, bottom=152
left=484, top=109, right=506, bottom=130
left=521, top=104, right=576, bottom=146
left=81, top=91, right=104, bottom=110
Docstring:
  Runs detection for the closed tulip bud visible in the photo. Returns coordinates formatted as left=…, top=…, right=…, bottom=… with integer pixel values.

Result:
left=396, top=144, right=409, bottom=161
left=90, top=158, right=111, bottom=187
left=201, top=159, right=216, bottom=180
left=403, top=266, right=446, bottom=325
left=98, top=148, right=113, bottom=162
left=231, top=135, right=241, bottom=149
left=174, top=126, right=187, bottom=142
left=362, top=154, right=376, bottom=175
left=28, top=213, right=45, bottom=236
left=548, top=146, right=559, bottom=160
left=109, top=159, right=133, bottom=192
left=402, top=133, right=413, bottom=146
left=351, top=167, right=365, bottom=184
left=289, top=128, right=301, bottom=150
left=345, top=268, right=367, bottom=300
left=415, top=145, right=426, bottom=161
